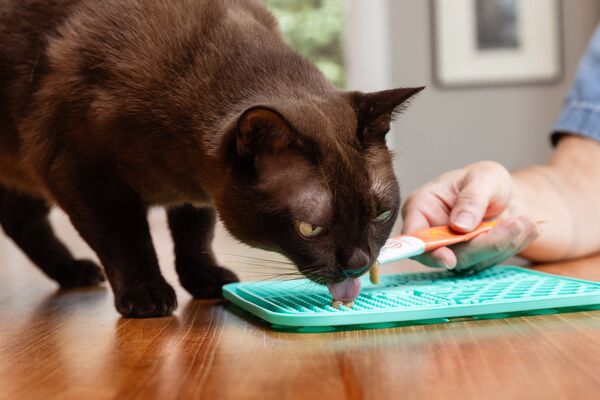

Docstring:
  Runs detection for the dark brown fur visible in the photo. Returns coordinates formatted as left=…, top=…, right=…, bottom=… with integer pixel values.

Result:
left=0, top=0, right=423, bottom=317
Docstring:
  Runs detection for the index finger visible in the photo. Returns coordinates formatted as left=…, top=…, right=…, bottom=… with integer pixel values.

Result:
left=401, top=192, right=453, bottom=234
left=401, top=209, right=431, bottom=234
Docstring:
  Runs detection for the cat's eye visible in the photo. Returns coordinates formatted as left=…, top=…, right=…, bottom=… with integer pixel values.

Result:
left=374, top=210, right=392, bottom=222
left=296, top=221, right=324, bottom=238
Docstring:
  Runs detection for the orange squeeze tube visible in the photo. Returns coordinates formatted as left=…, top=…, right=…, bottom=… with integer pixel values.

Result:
left=377, top=221, right=498, bottom=264
left=411, top=221, right=498, bottom=252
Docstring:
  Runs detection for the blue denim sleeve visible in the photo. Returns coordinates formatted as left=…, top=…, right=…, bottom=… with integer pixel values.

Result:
left=553, top=25, right=600, bottom=144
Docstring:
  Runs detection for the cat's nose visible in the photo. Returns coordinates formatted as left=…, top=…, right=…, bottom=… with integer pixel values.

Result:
left=341, top=249, right=370, bottom=278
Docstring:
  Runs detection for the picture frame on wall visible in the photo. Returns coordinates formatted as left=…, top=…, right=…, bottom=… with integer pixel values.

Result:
left=432, top=0, right=563, bottom=88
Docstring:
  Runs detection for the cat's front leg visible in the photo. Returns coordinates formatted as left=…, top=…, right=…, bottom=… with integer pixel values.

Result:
left=48, top=167, right=177, bottom=318
left=167, top=204, right=238, bottom=298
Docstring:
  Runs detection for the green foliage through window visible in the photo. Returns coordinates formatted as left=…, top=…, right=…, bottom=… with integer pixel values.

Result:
left=263, top=0, right=346, bottom=88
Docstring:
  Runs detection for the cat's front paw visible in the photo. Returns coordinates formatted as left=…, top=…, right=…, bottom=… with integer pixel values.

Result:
left=115, top=281, right=177, bottom=318
left=56, top=259, right=105, bottom=288
left=179, top=265, right=239, bottom=299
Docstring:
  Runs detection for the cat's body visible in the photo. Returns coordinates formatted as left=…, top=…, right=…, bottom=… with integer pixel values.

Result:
left=0, top=0, right=422, bottom=317
left=1, top=0, right=320, bottom=202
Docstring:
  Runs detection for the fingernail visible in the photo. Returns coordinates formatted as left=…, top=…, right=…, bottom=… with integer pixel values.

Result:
left=441, top=257, right=456, bottom=270
left=454, top=212, right=475, bottom=230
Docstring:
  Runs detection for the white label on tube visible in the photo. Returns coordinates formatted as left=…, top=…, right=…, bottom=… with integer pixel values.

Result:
left=377, top=236, right=426, bottom=264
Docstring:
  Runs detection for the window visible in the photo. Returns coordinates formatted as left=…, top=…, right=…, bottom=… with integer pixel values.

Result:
left=264, top=0, right=346, bottom=88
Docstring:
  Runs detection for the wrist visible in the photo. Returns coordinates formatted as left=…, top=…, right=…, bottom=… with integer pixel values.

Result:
left=499, top=172, right=525, bottom=221
left=506, top=166, right=575, bottom=261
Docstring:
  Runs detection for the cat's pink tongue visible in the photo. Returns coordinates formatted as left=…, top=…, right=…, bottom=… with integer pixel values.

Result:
left=327, top=278, right=361, bottom=302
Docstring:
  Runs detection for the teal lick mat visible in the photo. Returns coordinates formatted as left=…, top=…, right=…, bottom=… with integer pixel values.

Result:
left=222, top=266, right=600, bottom=329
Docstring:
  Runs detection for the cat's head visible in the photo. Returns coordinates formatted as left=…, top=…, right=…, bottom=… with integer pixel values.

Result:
left=216, top=87, right=424, bottom=284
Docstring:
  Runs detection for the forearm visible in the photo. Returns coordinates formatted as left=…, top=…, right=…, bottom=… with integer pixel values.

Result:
left=507, top=167, right=582, bottom=261
left=504, top=136, right=600, bottom=261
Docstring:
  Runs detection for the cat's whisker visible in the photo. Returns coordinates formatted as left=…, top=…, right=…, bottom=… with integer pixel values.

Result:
left=246, top=273, right=307, bottom=284
left=238, top=269, right=304, bottom=277
left=229, top=260, right=297, bottom=269
left=241, top=274, right=302, bottom=282
left=225, top=264, right=300, bottom=274
left=225, top=262, right=305, bottom=275
left=230, top=267, right=301, bottom=276
left=205, top=251, right=294, bottom=265
left=225, top=264, right=294, bottom=271
left=221, top=257, right=336, bottom=288
left=233, top=263, right=321, bottom=282
left=228, top=269, right=298, bottom=278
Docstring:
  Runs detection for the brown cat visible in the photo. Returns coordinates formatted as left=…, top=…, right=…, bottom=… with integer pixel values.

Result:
left=0, top=0, right=424, bottom=317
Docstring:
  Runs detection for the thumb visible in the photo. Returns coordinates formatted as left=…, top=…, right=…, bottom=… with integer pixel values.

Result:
left=449, top=172, right=493, bottom=232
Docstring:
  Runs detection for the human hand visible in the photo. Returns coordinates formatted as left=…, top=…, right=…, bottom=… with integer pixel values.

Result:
left=401, top=161, right=540, bottom=273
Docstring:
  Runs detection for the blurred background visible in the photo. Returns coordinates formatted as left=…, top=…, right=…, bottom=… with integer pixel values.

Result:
left=1, top=0, right=599, bottom=285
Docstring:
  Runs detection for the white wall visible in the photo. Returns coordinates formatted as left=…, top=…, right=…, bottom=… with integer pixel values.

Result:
left=345, top=0, right=392, bottom=92
left=386, top=0, right=600, bottom=200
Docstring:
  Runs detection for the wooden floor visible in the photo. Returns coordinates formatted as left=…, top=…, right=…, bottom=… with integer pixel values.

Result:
left=2, top=210, right=600, bottom=399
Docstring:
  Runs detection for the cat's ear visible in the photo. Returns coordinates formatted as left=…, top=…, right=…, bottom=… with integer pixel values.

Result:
left=236, top=106, right=302, bottom=157
left=353, top=86, right=425, bottom=144
left=232, top=107, right=317, bottom=186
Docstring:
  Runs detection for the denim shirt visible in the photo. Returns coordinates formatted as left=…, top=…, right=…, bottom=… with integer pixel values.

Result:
left=553, top=25, right=600, bottom=143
